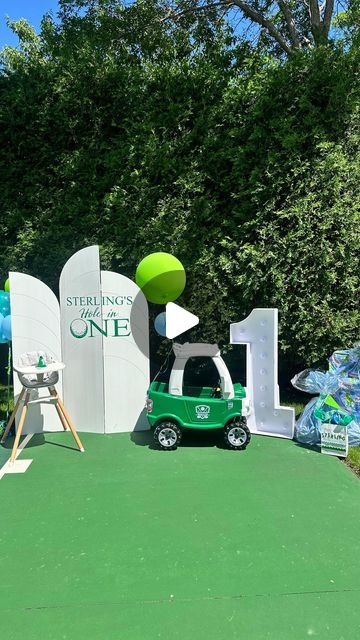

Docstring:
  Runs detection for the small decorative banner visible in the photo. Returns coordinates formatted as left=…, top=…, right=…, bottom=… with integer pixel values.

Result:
left=321, top=422, right=348, bottom=458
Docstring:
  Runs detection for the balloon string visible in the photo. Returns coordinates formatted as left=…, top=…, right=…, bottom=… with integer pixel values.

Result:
left=152, top=343, right=174, bottom=384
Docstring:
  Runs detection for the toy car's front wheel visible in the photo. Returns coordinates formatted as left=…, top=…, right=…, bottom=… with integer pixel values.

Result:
left=224, top=418, right=251, bottom=450
left=154, top=422, right=182, bottom=451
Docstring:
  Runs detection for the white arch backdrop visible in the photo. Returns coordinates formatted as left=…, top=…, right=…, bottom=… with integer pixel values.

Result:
left=10, top=246, right=150, bottom=433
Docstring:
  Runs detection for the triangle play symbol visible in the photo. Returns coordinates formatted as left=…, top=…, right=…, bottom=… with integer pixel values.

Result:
left=165, top=302, right=199, bottom=339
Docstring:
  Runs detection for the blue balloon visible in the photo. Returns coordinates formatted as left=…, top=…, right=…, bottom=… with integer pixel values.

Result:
left=154, top=312, right=166, bottom=337
left=2, top=315, right=11, bottom=341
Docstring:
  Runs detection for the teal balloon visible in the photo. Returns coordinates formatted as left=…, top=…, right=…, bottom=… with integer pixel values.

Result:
left=0, top=307, right=9, bottom=319
left=154, top=312, right=167, bottom=337
left=0, top=291, right=10, bottom=317
left=0, top=313, right=6, bottom=344
left=2, top=315, right=11, bottom=341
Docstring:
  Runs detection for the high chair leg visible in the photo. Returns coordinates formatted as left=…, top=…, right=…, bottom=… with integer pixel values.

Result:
left=49, top=388, right=85, bottom=452
left=9, top=391, right=30, bottom=463
left=57, top=397, right=85, bottom=452
left=48, top=387, right=68, bottom=431
left=1, top=388, right=25, bottom=444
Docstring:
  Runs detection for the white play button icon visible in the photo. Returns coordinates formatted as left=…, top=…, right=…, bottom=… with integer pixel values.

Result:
left=165, top=302, right=199, bottom=339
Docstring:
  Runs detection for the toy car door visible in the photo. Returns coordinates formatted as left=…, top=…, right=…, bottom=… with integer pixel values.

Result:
left=184, top=396, right=227, bottom=427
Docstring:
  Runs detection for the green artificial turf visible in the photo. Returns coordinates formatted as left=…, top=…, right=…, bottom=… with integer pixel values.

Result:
left=0, top=430, right=360, bottom=639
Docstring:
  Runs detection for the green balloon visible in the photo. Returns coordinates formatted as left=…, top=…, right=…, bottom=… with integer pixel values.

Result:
left=135, top=252, right=186, bottom=304
left=4, top=278, right=10, bottom=293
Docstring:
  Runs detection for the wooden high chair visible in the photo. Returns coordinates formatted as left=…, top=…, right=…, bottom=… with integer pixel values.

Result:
left=1, top=351, right=85, bottom=463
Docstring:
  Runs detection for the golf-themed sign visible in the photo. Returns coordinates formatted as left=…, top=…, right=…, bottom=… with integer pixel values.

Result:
left=321, top=423, right=349, bottom=457
left=10, top=246, right=150, bottom=434
left=59, top=246, right=105, bottom=433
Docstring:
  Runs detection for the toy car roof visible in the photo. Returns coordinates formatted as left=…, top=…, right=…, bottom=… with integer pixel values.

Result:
left=173, top=342, right=220, bottom=359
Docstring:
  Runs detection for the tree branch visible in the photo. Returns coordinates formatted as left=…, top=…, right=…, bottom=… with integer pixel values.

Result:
left=161, top=0, right=294, bottom=55
left=160, top=1, right=228, bottom=23
left=301, top=33, right=314, bottom=47
left=277, top=0, right=302, bottom=48
left=308, top=0, right=321, bottom=28
left=322, top=0, right=334, bottom=37
left=231, top=0, right=292, bottom=53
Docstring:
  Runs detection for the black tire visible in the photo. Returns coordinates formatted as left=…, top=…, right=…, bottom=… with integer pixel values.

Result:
left=224, top=418, right=251, bottom=450
left=154, top=421, right=182, bottom=451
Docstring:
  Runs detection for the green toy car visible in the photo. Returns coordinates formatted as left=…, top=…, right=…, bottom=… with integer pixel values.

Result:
left=146, top=342, right=251, bottom=451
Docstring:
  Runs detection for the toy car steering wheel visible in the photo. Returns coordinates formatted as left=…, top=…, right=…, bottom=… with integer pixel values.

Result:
left=211, top=382, right=222, bottom=399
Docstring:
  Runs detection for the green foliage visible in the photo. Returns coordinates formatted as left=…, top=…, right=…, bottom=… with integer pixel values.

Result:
left=0, top=1, right=359, bottom=376
left=335, top=0, right=360, bottom=49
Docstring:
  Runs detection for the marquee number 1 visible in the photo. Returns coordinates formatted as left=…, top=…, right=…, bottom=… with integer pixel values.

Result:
left=230, top=308, right=294, bottom=438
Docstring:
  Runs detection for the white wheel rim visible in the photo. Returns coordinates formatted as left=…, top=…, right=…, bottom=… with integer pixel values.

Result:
left=228, top=425, right=247, bottom=446
left=159, top=427, right=177, bottom=447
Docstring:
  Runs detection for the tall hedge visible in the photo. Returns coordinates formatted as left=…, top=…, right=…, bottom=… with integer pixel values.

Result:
left=0, top=1, right=359, bottom=375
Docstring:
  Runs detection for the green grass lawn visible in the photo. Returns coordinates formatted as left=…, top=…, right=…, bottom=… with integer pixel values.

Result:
left=286, top=400, right=306, bottom=420
left=347, top=446, right=360, bottom=477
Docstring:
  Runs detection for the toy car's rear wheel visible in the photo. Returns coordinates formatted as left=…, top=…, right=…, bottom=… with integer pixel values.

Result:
left=154, top=422, right=182, bottom=451
left=224, top=418, right=251, bottom=450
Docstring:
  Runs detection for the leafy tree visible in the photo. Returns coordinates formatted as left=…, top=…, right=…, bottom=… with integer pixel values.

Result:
left=161, top=0, right=343, bottom=55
